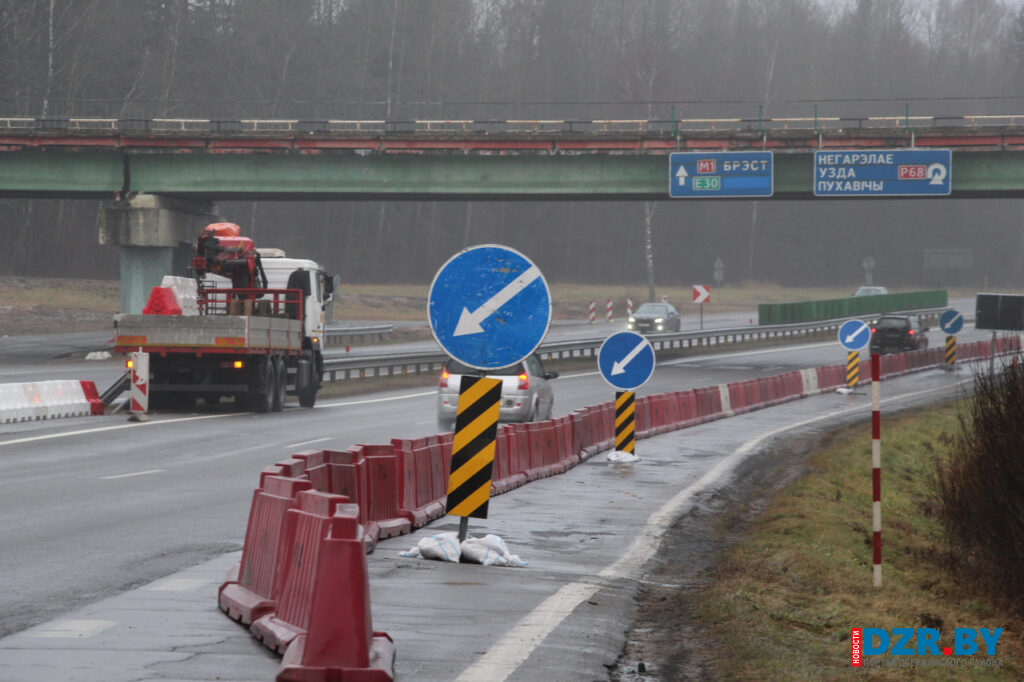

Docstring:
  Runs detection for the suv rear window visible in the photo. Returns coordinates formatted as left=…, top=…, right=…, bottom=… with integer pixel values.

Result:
left=876, top=317, right=909, bottom=329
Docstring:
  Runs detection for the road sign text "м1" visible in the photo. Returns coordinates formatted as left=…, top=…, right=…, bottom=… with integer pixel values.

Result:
left=669, top=151, right=773, bottom=198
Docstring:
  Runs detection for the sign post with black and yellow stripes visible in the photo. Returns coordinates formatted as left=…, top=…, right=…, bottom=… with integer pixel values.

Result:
left=615, top=391, right=636, bottom=454
left=938, top=309, right=963, bottom=368
left=428, top=244, right=553, bottom=543
left=846, top=351, right=860, bottom=388
left=599, top=331, right=656, bottom=458
left=446, top=376, right=502, bottom=540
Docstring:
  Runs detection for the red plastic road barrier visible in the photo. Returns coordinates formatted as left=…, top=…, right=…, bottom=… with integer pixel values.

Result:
left=252, top=490, right=352, bottom=653
left=599, top=402, right=616, bottom=450
left=391, top=438, right=444, bottom=528
left=220, top=476, right=312, bottom=625
left=276, top=503, right=395, bottom=682
left=141, top=286, right=182, bottom=315
left=360, top=445, right=411, bottom=539
left=426, top=436, right=448, bottom=505
left=79, top=381, right=105, bottom=415
left=634, top=397, right=650, bottom=438
left=693, top=386, right=722, bottom=422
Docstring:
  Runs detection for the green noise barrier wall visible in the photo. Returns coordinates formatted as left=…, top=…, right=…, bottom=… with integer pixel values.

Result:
left=758, top=290, right=948, bottom=325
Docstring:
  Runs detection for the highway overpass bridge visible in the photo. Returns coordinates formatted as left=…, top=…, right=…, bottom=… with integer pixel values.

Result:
left=2, top=113, right=1023, bottom=311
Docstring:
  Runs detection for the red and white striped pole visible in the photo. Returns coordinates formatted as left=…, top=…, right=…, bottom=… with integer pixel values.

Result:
left=626, top=297, right=633, bottom=316
left=588, top=300, right=596, bottom=324
left=661, top=295, right=668, bottom=305
left=606, top=299, right=613, bottom=322
left=871, top=352, right=882, bottom=587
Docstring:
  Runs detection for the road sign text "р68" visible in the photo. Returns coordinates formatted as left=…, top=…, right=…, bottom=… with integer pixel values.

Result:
left=669, top=151, right=773, bottom=198
left=814, top=149, right=951, bottom=196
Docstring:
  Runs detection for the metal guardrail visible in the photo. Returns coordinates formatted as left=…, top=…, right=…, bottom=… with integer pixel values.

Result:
left=323, top=323, right=394, bottom=345
left=320, top=309, right=946, bottom=382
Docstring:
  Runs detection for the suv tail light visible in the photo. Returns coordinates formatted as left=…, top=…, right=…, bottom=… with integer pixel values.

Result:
left=907, top=329, right=915, bottom=335
left=518, top=372, right=529, bottom=390
left=440, top=369, right=449, bottom=388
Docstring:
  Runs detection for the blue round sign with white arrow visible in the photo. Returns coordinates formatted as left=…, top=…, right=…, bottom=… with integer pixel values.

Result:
left=939, top=309, right=964, bottom=335
left=428, top=244, right=551, bottom=371
left=838, top=319, right=872, bottom=351
left=598, top=331, right=656, bottom=391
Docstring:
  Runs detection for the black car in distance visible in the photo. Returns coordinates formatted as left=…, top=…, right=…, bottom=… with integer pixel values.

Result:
left=869, top=314, right=929, bottom=354
left=626, top=302, right=681, bottom=333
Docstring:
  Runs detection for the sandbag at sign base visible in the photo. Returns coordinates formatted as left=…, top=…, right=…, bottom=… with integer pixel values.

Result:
left=399, top=532, right=528, bottom=567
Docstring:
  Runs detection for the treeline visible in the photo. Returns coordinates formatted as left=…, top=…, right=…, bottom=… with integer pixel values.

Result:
left=1, top=0, right=1023, bottom=289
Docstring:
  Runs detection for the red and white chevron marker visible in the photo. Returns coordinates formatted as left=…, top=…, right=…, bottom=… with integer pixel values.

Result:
left=871, top=352, right=882, bottom=587
left=606, top=298, right=613, bottom=322
left=692, top=284, right=711, bottom=303
left=587, top=300, right=596, bottom=324
left=130, top=351, right=150, bottom=418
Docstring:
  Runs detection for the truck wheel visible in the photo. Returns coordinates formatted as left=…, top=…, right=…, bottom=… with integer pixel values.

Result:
left=298, top=384, right=316, bottom=408
left=272, top=356, right=286, bottom=412
left=297, top=349, right=318, bottom=408
left=249, top=359, right=274, bottom=413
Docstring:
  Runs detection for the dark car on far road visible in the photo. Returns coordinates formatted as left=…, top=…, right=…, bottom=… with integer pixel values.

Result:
left=626, top=302, right=681, bottom=334
left=869, top=314, right=929, bottom=354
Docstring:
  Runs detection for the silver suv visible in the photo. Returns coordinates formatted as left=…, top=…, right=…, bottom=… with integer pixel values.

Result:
left=436, top=355, right=558, bottom=431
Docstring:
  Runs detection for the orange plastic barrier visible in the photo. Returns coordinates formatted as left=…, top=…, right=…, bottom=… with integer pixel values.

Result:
left=251, top=490, right=354, bottom=653
left=391, top=438, right=444, bottom=528
left=275, top=502, right=395, bottom=681
left=219, top=476, right=312, bottom=625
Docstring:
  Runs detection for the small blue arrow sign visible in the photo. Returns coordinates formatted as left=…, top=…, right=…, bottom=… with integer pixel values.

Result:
left=598, top=332, right=656, bottom=391
left=939, top=309, right=964, bottom=335
left=428, top=244, right=551, bottom=371
left=839, top=319, right=871, bottom=351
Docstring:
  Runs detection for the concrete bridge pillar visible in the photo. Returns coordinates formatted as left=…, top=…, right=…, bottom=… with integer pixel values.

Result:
left=99, top=194, right=216, bottom=314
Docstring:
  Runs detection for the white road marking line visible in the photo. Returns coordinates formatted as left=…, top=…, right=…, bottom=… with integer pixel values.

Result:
left=0, top=412, right=243, bottom=448
left=456, top=379, right=965, bottom=681
left=99, top=469, right=166, bottom=480
left=316, top=390, right=436, bottom=408
left=142, top=578, right=209, bottom=592
left=284, top=437, right=330, bottom=448
left=24, top=619, right=117, bottom=639
left=0, top=390, right=435, bottom=449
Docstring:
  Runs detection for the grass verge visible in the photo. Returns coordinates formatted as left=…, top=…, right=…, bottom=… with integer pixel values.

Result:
left=692, top=403, right=1024, bottom=680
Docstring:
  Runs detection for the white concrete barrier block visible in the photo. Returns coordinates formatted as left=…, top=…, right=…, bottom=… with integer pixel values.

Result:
left=800, top=368, right=819, bottom=395
left=718, top=384, right=733, bottom=415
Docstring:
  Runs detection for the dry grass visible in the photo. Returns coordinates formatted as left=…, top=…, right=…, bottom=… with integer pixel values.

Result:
left=0, top=276, right=120, bottom=311
left=693, top=404, right=1024, bottom=679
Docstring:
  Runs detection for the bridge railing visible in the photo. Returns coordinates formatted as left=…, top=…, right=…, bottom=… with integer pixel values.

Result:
left=5, top=114, right=1024, bottom=137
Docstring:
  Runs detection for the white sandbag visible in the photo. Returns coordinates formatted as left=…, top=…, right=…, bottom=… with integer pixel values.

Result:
left=460, top=534, right=528, bottom=568
left=607, top=450, right=640, bottom=462
left=399, top=532, right=461, bottom=563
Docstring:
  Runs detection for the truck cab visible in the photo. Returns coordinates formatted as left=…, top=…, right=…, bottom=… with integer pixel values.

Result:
left=257, top=252, right=335, bottom=344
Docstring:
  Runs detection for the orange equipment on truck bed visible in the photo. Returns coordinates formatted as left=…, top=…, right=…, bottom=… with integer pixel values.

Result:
left=191, top=222, right=268, bottom=290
